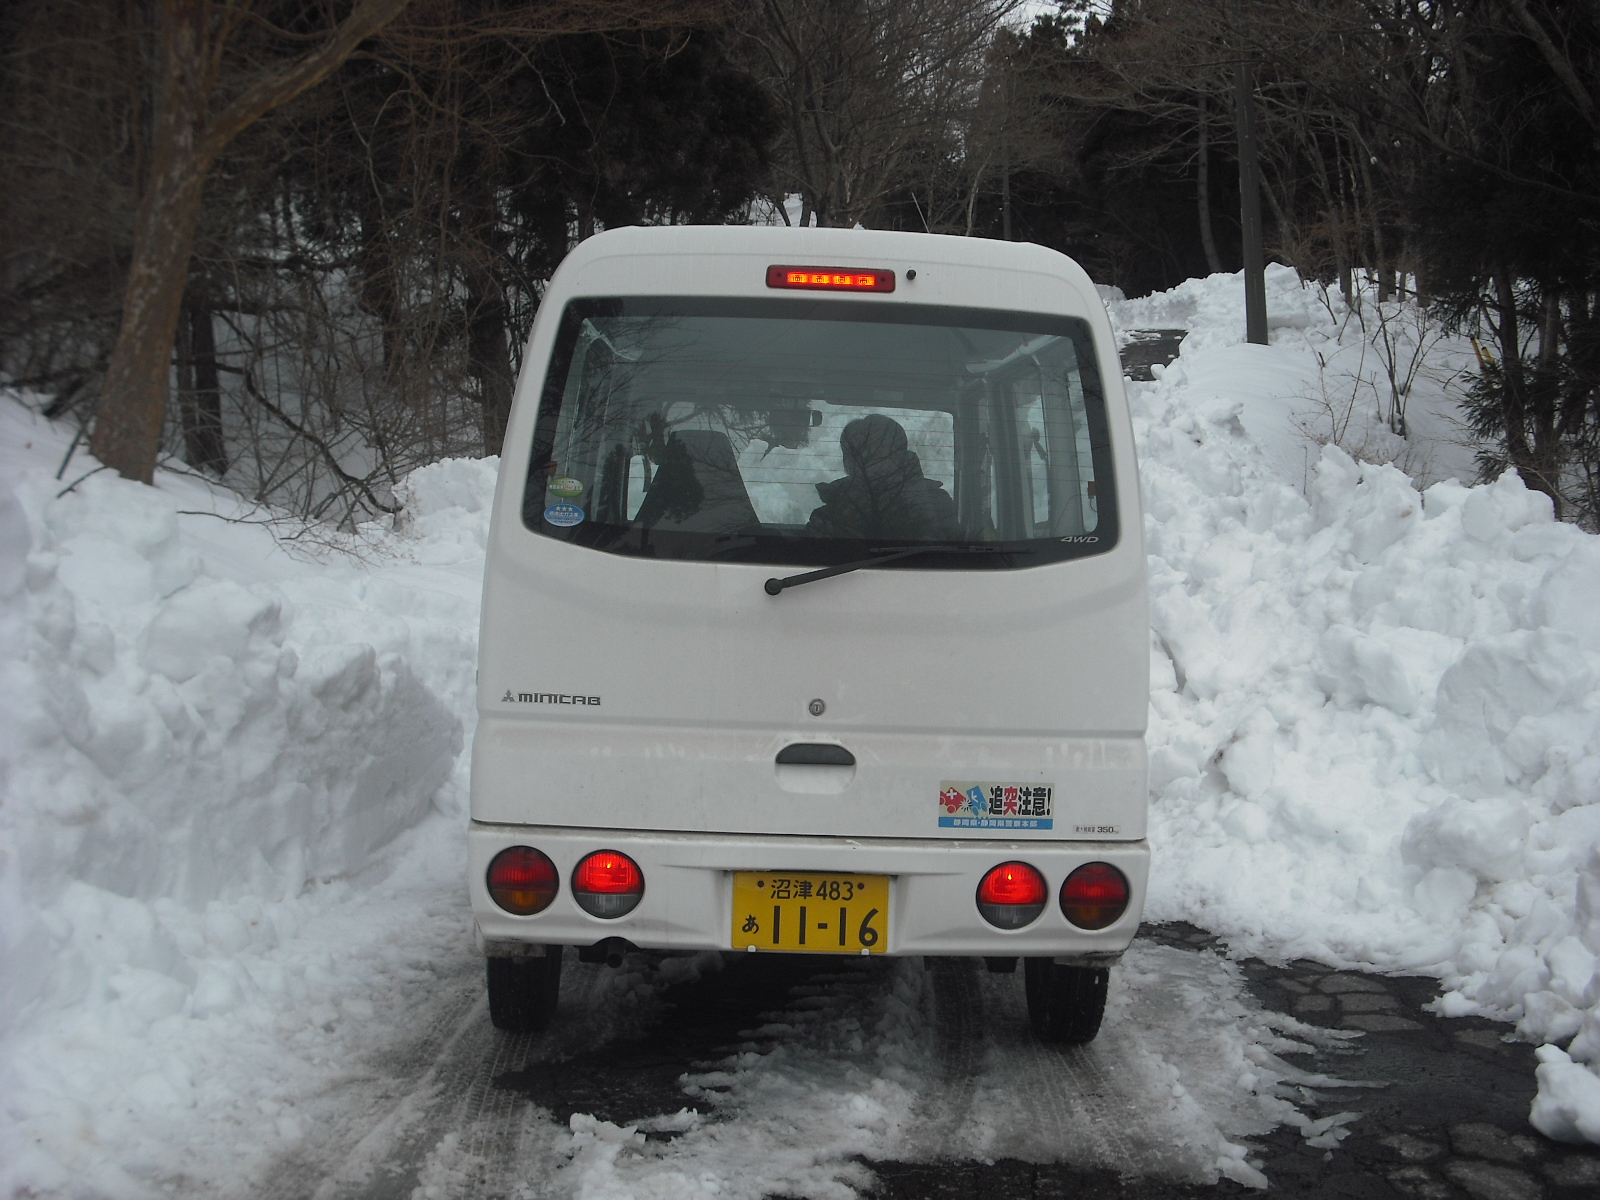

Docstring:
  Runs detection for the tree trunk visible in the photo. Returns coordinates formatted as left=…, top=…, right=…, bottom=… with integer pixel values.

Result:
left=463, top=212, right=516, bottom=458
left=1196, top=93, right=1222, bottom=275
left=91, top=0, right=209, bottom=484
left=1234, top=60, right=1268, bottom=345
left=1491, top=267, right=1561, bottom=512
left=180, top=295, right=226, bottom=474
left=1532, top=289, right=1564, bottom=502
left=357, top=207, right=405, bottom=374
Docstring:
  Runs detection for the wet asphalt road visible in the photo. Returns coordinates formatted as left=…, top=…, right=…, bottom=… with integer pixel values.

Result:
left=867, top=924, right=1600, bottom=1200
left=246, top=921, right=1600, bottom=1199
left=489, top=923, right=1600, bottom=1200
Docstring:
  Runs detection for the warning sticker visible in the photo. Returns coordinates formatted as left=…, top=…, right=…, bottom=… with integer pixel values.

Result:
left=938, top=782, right=1054, bottom=830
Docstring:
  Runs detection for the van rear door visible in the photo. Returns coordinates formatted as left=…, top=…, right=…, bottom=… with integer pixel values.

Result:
left=474, top=233, right=1146, bottom=844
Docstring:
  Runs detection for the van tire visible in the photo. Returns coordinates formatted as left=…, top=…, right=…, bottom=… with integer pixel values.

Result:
left=487, top=947, right=563, bottom=1032
left=1024, top=959, right=1108, bottom=1044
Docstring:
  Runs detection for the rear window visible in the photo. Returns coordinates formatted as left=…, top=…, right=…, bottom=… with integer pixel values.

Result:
left=522, top=297, right=1117, bottom=569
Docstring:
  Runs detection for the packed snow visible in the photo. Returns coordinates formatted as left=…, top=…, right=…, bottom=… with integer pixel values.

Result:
left=3, top=261, right=1600, bottom=1197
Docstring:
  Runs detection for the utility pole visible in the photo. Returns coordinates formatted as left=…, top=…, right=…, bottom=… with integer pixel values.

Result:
left=1234, top=59, right=1268, bottom=345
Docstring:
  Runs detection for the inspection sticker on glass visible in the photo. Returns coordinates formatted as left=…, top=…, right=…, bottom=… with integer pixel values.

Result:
left=543, top=503, right=585, bottom=527
left=938, top=782, right=1054, bottom=830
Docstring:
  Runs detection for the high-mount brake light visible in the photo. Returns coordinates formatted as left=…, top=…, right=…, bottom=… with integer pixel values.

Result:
left=976, top=861, right=1048, bottom=930
left=766, top=265, right=895, bottom=293
left=1060, top=862, right=1130, bottom=930
left=486, top=846, right=559, bottom=916
left=572, top=850, right=645, bottom=919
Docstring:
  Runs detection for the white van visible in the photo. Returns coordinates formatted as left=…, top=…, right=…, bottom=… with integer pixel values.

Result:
left=469, top=226, right=1148, bottom=1043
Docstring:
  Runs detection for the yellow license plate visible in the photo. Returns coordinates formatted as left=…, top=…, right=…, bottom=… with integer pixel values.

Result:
left=731, top=872, right=889, bottom=954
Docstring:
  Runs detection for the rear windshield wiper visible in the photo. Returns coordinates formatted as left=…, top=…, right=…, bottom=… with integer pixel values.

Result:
left=764, top=545, right=1024, bottom=595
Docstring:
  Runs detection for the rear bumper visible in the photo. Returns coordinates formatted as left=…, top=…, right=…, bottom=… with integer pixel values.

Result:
left=469, top=823, right=1149, bottom=959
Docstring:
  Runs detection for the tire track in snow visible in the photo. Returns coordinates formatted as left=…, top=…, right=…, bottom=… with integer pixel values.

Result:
left=904, top=963, right=1145, bottom=1173
left=886, top=944, right=1313, bottom=1185
left=241, top=956, right=485, bottom=1200
left=910, top=956, right=985, bottom=1148
left=246, top=941, right=1331, bottom=1198
left=242, top=957, right=651, bottom=1200
left=330, top=960, right=638, bottom=1200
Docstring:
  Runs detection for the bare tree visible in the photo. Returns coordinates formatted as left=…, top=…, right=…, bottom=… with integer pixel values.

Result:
left=92, top=0, right=416, bottom=486
left=86, top=0, right=717, bottom=487
left=739, top=0, right=1023, bottom=229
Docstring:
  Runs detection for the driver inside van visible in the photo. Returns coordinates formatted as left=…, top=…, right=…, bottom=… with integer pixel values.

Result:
left=806, top=414, right=961, bottom=542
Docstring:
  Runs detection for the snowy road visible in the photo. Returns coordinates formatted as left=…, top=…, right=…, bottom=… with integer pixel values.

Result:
left=237, top=932, right=1354, bottom=1199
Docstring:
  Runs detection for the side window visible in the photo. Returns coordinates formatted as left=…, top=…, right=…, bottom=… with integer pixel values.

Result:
left=1003, top=354, right=1095, bottom=539
left=1060, top=356, right=1097, bottom=535
left=625, top=454, right=651, bottom=520
left=1023, top=394, right=1049, bottom=536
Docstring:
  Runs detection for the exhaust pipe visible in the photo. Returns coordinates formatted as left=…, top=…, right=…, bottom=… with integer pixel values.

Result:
left=578, top=936, right=636, bottom=967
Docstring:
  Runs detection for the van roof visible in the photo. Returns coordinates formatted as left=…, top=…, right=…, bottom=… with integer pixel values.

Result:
left=549, top=225, right=1108, bottom=321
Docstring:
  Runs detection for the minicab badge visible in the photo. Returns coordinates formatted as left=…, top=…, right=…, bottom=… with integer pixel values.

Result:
left=547, top=477, right=585, bottom=498
left=938, top=781, right=1054, bottom=830
left=543, top=502, right=585, bottom=527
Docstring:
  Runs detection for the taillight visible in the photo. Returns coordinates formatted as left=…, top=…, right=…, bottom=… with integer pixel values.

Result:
left=976, top=862, right=1047, bottom=929
left=486, top=847, right=558, bottom=915
left=572, top=851, right=645, bottom=919
left=1060, top=863, right=1129, bottom=930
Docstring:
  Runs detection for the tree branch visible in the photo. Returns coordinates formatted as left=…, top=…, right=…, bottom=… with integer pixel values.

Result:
left=1505, top=0, right=1598, bottom=133
left=199, top=0, right=414, bottom=164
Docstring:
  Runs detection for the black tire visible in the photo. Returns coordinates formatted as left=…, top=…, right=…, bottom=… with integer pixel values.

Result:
left=486, top=946, right=563, bottom=1032
left=1024, top=958, right=1108, bottom=1044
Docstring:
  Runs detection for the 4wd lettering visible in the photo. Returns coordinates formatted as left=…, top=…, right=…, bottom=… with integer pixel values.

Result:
left=1060, top=535, right=1100, bottom=543
left=502, top=690, right=601, bottom=705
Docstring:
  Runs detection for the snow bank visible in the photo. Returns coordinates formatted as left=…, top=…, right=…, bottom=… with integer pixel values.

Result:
left=0, top=402, right=490, bottom=1194
left=1114, top=270, right=1600, bottom=1143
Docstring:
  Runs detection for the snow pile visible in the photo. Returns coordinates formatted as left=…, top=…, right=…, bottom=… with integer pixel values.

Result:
left=0, top=403, right=492, bottom=1194
left=1112, top=269, right=1600, bottom=1144
left=1112, top=264, right=1479, bottom=491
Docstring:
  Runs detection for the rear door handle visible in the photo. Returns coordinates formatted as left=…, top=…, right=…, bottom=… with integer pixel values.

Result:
left=775, top=743, right=856, bottom=767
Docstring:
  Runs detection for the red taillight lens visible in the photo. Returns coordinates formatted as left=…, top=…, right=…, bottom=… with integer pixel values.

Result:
left=765, top=265, right=895, bottom=292
left=976, top=861, right=1048, bottom=929
left=572, top=851, right=645, bottom=919
left=486, top=847, right=558, bottom=916
left=1060, top=863, right=1130, bottom=930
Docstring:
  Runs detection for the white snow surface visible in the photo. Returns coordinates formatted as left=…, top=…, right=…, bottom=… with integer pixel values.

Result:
left=0, top=410, right=492, bottom=1196
left=4, top=263, right=1600, bottom=1195
left=1112, top=267, right=1600, bottom=1145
